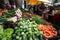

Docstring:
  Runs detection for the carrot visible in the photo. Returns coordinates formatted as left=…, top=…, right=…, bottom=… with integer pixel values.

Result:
left=52, top=31, right=57, bottom=36
left=43, top=31, right=53, bottom=38
left=37, top=24, right=57, bottom=38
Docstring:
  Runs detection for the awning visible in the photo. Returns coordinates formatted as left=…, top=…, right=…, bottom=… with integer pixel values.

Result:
left=38, top=0, right=52, bottom=4
left=25, top=0, right=42, bottom=6
left=28, top=0, right=38, bottom=5
left=25, top=0, right=30, bottom=3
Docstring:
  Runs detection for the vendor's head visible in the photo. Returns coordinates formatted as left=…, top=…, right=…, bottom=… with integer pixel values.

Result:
left=48, top=6, right=53, bottom=10
left=44, top=3, right=48, bottom=7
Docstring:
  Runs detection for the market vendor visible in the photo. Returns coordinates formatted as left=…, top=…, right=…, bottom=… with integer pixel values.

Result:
left=47, top=6, right=55, bottom=22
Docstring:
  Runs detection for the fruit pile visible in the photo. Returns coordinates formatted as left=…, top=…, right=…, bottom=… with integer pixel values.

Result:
left=37, top=24, right=57, bottom=38
left=12, top=19, right=43, bottom=40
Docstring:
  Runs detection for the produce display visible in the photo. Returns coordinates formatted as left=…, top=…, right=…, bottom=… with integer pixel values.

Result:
left=37, top=24, right=57, bottom=38
left=23, top=14, right=47, bottom=25
left=6, top=9, right=22, bottom=22
left=2, top=20, right=17, bottom=29
left=23, top=11, right=29, bottom=14
left=0, top=25, right=14, bottom=40
left=0, top=11, right=2, bottom=16
left=32, top=15, right=47, bottom=25
left=0, top=9, right=59, bottom=40
left=12, top=19, right=43, bottom=40
left=1, top=9, right=15, bottom=18
left=0, top=10, right=15, bottom=25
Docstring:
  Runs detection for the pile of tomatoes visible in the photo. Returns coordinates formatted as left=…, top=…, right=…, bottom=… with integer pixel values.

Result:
left=37, top=24, right=57, bottom=38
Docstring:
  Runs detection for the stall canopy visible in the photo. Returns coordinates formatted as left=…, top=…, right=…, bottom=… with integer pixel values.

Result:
left=25, top=0, right=30, bottom=3
left=37, top=0, right=53, bottom=6
left=25, top=0, right=42, bottom=5
left=38, top=0, right=52, bottom=4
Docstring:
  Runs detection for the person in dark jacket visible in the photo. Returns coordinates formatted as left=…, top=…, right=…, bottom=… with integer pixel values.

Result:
left=47, top=6, right=55, bottom=22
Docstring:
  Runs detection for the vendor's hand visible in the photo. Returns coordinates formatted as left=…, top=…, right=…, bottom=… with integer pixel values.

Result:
left=50, top=14, right=54, bottom=16
left=48, top=14, right=53, bottom=16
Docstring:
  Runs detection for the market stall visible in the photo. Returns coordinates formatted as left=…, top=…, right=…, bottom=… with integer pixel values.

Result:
left=0, top=8, right=60, bottom=40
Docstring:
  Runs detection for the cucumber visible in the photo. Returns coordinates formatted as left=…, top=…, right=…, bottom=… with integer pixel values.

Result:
left=2, top=37, right=6, bottom=40
left=21, top=32, right=25, bottom=35
left=16, top=36, right=19, bottom=39
left=29, top=36, right=33, bottom=40
left=22, top=35, right=27, bottom=40
left=19, top=37, right=22, bottom=40
left=32, top=34, right=37, bottom=40
left=40, top=35, right=44, bottom=40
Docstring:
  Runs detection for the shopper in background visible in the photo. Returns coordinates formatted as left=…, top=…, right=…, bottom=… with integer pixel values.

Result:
left=38, top=3, right=46, bottom=16
left=11, top=4, right=14, bottom=9
left=2, top=4, right=7, bottom=9
left=6, top=3, right=11, bottom=10
left=42, top=8, right=48, bottom=19
left=13, top=4, right=16, bottom=9
left=42, top=3, right=49, bottom=19
left=29, top=6, right=33, bottom=14
left=2, top=4, right=8, bottom=13
left=11, top=3, right=16, bottom=9
left=33, top=5, right=37, bottom=14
